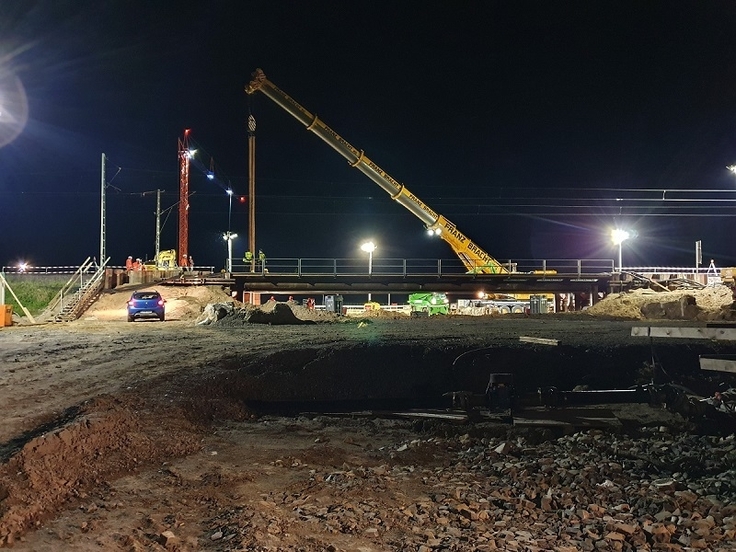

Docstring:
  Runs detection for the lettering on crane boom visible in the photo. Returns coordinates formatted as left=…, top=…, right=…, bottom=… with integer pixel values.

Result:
left=468, top=242, right=496, bottom=264
left=442, top=222, right=466, bottom=244
left=407, top=191, right=438, bottom=219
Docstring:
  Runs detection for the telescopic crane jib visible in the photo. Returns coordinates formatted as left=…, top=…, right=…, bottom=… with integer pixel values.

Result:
left=245, top=68, right=508, bottom=274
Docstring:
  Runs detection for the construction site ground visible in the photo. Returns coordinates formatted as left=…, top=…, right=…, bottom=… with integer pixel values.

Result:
left=2, top=283, right=736, bottom=550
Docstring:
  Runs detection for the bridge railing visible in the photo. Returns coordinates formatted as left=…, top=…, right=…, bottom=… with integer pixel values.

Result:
left=230, top=257, right=616, bottom=277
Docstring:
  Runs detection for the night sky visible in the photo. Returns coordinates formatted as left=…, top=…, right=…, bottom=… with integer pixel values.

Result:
left=3, top=1, right=736, bottom=270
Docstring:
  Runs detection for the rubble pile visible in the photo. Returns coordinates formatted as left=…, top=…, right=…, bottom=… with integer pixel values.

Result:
left=587, top=285, right=734, bottom=321
left=208, top=423, right=736, bottom=551
left=202, top=302, right=318, bottom=326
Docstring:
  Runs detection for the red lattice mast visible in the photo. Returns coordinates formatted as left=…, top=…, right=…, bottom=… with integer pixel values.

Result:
left=177, top=129, right=191, bottom=262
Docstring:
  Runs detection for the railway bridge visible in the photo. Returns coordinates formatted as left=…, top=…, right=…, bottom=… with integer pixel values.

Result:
left=227, top=257, right=614, bottom=307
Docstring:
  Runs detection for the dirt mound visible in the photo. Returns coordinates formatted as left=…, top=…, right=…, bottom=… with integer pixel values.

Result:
left=587, top=285, right=735, bottom=320
left=205, top=301, right=324, bottom=326
left=83, top=284, right=235, bottom=322
left=0, top=395, right=202, bottom=545
left=358, top=307, right=409, bottom=319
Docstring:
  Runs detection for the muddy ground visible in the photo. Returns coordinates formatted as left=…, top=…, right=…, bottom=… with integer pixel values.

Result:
left=1, top=284, right=736, bottom=550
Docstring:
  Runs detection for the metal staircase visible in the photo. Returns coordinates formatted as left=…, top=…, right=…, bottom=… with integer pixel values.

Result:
left=43, top=257, right=110, bottom=322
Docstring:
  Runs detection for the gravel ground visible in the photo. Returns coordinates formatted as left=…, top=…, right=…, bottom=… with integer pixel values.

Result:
left=1, top=285, right=736, bottom=550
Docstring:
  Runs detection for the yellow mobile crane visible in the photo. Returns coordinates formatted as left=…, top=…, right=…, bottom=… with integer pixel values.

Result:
left=245, top=69, right=507, bottom=274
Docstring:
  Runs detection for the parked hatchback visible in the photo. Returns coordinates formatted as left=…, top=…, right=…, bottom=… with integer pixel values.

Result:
left=127, top=290, right=166, bottom=322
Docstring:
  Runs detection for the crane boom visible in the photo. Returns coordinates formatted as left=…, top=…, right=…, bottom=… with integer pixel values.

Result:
left=245, top=68, right=507, bottom=274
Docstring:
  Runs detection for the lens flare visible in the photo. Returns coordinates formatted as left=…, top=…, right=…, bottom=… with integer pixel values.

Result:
left=0, top=70, right=29, bottom=148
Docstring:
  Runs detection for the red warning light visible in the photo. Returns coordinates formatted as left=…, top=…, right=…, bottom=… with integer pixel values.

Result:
left=239, top=196, right=246, bottom=203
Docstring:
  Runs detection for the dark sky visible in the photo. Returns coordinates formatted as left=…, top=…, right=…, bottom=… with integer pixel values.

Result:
left=3, top=1, right=736, bottom=270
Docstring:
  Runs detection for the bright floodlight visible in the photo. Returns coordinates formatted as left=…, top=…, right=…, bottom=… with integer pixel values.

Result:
left=207, top=172, right=215, bottom=180
left=611, top=228, right=632, bottom=272
left=187, top=149, right=197, bottom=159
left=611, top=228, right=630, bottom=246
left=728, top=165, right=736, bottom=174
left=226, top=188, right=233, bottom=195
left=360, top=241, right=376, bottom=253
left=361, top=241, right=376, bottom=294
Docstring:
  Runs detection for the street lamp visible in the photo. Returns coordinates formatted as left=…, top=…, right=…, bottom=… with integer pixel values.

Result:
left=360, top=241, right=376, bottom=301
left=226, top=188, right=234, bottom=232
left=223, top=231, right=238, bottom=273
left=611, top=228, right=630, bottom=272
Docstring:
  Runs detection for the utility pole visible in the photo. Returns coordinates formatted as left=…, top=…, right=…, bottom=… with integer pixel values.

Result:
left=142, top=189, right=165, bottom=263
left=100, top=153, right=106, bottom=268
left=155, top=189, right=162, bottom=261
left=247, top=114, right=256, bottom=272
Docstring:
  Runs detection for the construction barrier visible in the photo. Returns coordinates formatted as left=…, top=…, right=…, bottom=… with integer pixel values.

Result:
left=0, top=304, right=12, bottom=327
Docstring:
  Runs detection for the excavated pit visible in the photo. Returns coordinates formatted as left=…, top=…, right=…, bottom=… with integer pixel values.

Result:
left=181, top=339, right=736, bottom=422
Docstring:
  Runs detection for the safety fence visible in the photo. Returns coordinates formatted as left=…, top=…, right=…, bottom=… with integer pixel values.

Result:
left=230, top=257, right=617, bottom=278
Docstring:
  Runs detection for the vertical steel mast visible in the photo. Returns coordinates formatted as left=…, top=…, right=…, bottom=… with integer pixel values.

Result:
left=99, top=153, right=106, bottom=267
left=177, top=130, right=191, bottom=263
left=247, top=115, right=256, bottom=272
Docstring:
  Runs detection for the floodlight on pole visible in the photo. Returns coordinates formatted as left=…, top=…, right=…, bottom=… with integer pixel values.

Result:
left=728, top=165, right=736, bottom=175
left=226, top=188, right=234, bottom=233
left=611, top=228, right=631, bottom=272
left=360, top=241, right=376, bottom=301
left=223, top=231, right=238, bottom=273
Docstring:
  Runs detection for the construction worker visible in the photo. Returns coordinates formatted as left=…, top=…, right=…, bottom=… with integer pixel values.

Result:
left=132, top=258, right=141, bottom=271
left=188, top=255, right=194, bottom=272
left=258, top=250, right=266, bottom=272
left=125, top=256, right=133, bottom=272
left=180, top=254, right=187, bottom=270
left=243, top=250, right=253, bottom=263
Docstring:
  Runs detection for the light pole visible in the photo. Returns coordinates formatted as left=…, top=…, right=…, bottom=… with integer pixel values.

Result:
left=361, top=241, right=376, bottom=301
left=226, top=188, right=234, bottom=233
left=224, top=189, right=236, bottom=272
left=223, top=231, right=238, bottom=273
left=611, top=228, right=630, bottom=272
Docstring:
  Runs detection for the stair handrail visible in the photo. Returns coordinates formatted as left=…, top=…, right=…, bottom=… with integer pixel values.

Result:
left=46, top=257, right=93, bottom=316
left=72, top=258, right=110, bottom=314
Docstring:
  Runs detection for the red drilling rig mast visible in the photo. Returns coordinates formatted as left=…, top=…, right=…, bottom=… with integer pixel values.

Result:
left=177, top=129, right=191, bottom=263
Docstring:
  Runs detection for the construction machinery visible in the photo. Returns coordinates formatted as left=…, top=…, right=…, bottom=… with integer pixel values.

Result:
left=245, top=69, right=508, bottom=274
left=409, top=292, right=450, bottom=316
left=143, top=249, right=178, bottom=271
